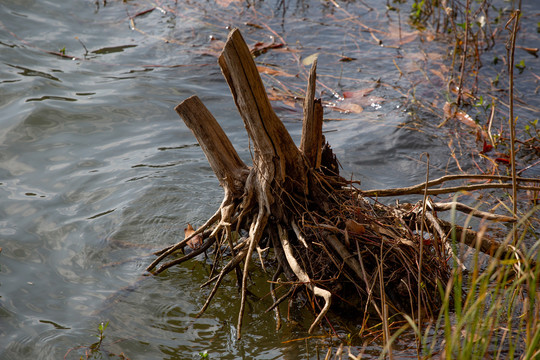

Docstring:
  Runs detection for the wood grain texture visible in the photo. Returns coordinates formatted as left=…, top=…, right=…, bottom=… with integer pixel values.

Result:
left=218, top=29, right=307, bottom=190
left=175, top=95, right=248, bottom=197
left=300, top=59, right=323, bottom=169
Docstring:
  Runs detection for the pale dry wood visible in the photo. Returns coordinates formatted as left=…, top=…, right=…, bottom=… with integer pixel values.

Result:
left=208, top=28, right=316, bottom=338
left=431, top=201, right=516, bottom=222
left=435, top=217, right=531, bottom=266
left=300, top=60, right=323, bottom=169
left=237, top=209, right=269, bottom=339
left=175, top=95, right=249, bottom=197
left=326, top=235, right=365, bottom=282
left=279, top=225, right=331, bottom=334
left=218, top=29, right=307, bottom=192
left=361, top=174, right=540, bottom=197
left=424, top=211, right=466, bottom=271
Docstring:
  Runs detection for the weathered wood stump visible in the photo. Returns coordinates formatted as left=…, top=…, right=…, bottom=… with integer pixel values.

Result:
left=147, top=29, right=451, bottom=338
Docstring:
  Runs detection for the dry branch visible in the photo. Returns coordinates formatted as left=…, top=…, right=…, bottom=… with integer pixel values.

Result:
left=431, top=201, right=516, bottom=222
left=436, top=217, right=530, bottom=263
left=361, top=174, right=540, bottom=197
left=175, top=95, right=249, bottom=197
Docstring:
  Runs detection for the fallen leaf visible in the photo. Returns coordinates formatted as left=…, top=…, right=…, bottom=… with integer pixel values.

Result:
left=382, top=24, right=418, bottom=46
left=454, top=109, right=477, bottom=128
left=429, top=69, right=446, bottom=83
left=197, top=40, right=226, bottom=57
left=448, top=83, right=476, bottom=103
left=330, top=87, right=385, bottom=114
left=216, top=0, right=242, bottom=7
left=343, top=88, right=374, bottom=99
left=184, top=223, right=203, bottom=250
left=346, top=219, right=365, bottom=234
left=495, top=157, right=510, bottom=164
left=245, top=22, right=263, bottom=29
left=426, top=52, right=444, bottom=61
left=250, top=42, right=284, bottom=57
left=443, top=102, right=488, bottom=139
left=257, top=65, right=294, bottom=77
left=482, top=140, right=493, bottom=154
left=132, top=7, right=155, bottom=18
left=329, top=103, right=364, bottom=114
left=399, top=238, right=416, bottom=247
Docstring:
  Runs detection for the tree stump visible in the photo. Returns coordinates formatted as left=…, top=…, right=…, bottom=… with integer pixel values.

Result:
left=147, top=29, right=450, bottom=338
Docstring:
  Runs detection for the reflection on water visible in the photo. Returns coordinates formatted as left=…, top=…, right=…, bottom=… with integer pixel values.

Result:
left=0, top=0, right=538, bottom=358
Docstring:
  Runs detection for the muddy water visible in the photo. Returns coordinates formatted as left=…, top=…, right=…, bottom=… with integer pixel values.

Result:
left=1, top=0, right=538, bottom=359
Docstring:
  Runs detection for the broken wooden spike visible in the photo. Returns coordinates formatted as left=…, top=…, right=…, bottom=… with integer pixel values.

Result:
left=175, top=95, right=248, bottom=197
left=218, top=28, right=307, bottom=190
left=300, top=59, right=323, bottom=169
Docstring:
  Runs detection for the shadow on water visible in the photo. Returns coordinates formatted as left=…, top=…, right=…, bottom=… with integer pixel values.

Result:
left=0, top=0, right=538, bottom=358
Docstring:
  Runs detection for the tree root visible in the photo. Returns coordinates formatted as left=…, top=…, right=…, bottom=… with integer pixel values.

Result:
left=279, top=225, right=331, bottom=334
left=198, top=240, right=250, bottom=315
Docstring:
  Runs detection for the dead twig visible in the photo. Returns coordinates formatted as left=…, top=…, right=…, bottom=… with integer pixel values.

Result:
left=361, top=174, right=540, bottom=197
left=431, top=201, right=516, bottom=222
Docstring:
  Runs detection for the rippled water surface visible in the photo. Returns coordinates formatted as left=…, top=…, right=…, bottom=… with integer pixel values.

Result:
left=1, top=0, right=539, bottom=359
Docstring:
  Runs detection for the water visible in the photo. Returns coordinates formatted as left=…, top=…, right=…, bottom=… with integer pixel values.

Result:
left=1, top=0, right=539, bottom=358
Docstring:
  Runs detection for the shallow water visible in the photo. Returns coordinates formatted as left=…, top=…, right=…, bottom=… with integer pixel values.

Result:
left=1, top=0, right=539, bottom=359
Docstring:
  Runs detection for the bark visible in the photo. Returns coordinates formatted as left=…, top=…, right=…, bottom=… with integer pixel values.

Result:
left=175, top=95, right=249, bottom=198
left=218, top=29, right=308, bottom=197
left=300, top=59, right=323, bottom=169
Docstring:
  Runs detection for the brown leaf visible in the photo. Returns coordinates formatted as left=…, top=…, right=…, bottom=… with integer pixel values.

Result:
left=250, top=42, right=284, bottom=57
left=184, top=223, right=203, bottom=250
left=346, top=220, right=365, bottom=234
left=429, top=69, right=446, bottom=83
left=454, top=109, right=476, bottom=129
left=245, top=22, right=263, bottom=29
left=331, top=87, right=384, bottom=115
left=448, top=83, right=477, bottom=103
left=329, top=103, right=364, bottom=114
left=257, top=65, right=294, bottom=77
left=339, top=56, right=357, bottom=62
left=215, top=0, right=242, bottom=7
left=443, top=102, right=488, bottom=140
left=343, top=88, right=375, bottom=99
left=382, top=24, right=418, bottom=46
left=198, top=40, right=226, bottom=58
